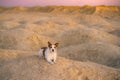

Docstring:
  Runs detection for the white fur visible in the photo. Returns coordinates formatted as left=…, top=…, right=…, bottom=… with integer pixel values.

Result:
left=38, top=44, right=57, bottom=64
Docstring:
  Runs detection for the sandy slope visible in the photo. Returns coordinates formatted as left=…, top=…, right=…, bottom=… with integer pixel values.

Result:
left=0, top=6, right=120, bottom=80
left=60, top=42, right=120, bottom=68
left=0, top=50, right=120, bottom=80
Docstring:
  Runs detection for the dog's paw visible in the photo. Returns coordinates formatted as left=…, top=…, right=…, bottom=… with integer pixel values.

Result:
left=50, top=62, right=54, bottom=64
left=54, top=61, right=56, bottom=64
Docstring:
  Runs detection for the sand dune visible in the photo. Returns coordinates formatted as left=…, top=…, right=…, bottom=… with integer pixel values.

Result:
left=94, top=6, right=120, bottom=17
left=0, top=6, right=120, bottom=80
left=0, top=51, right=120, bottom=80
left=1, top=6, right=120, bottom=16
left=0, top=28, right=53, bottom=51
left=56, top=27, right=120, bottom=47
left=0, top=49, right=34, bottom=63
left=60, top=42, right=120, bottom=68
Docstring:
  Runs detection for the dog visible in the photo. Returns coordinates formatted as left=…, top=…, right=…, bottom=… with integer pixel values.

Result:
left=38, top=41, right=59, bottom=64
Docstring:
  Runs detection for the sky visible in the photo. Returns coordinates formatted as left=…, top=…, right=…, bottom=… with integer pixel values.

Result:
left=0, top=0, right=120, bottom=7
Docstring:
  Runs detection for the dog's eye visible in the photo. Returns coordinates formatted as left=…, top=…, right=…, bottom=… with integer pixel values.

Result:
left=54, top=47, right=56, bottom=48
left=50, top=47, right=52, bottom=48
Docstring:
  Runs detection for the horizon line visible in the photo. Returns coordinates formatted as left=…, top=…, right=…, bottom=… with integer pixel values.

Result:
left=0, top=5, right=120, bottom=8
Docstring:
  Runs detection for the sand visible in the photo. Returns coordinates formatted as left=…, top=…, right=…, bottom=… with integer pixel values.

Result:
left=0, top=6, right=120, bottom=80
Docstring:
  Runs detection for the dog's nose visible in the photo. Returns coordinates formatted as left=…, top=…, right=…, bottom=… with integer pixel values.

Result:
left=52, top=49, right=54, bottom=52
left=51, top=59, right=54, bottom=62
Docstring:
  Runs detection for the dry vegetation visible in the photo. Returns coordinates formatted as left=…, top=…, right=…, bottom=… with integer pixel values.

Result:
left=0, top=6, right=120, bottom=80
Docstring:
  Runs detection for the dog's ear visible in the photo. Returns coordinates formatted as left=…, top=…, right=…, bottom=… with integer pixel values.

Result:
left=48, top=41, right=52, bottom=47
left=55, top=43, right=59, bottom=47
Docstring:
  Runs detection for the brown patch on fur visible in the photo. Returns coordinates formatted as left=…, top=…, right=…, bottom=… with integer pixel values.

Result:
left=48, top=41, right=52, bottom=48
left=55, top=43, right=59, bottom=47
left=41, top=47, right=47, bottom=59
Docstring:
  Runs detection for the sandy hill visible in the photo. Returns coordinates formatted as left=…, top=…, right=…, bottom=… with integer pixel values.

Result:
left=0, top=6, right=120, bottom=80
left=0, top=50, right=120, bottom=80
left=0, top=6, right=120, bottom=16
left=94, top=6, right=120, bottom=18
left=60, top=43, right=120, bottom=68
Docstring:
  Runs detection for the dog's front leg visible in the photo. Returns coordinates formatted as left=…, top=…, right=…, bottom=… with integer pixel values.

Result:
left=53, top=54, right=57, bottom=63
left=49, top=60, right=54, bottom=64
left=53, top=58, right=56, bottom=64
left=46, top=58, right=54, bottom=64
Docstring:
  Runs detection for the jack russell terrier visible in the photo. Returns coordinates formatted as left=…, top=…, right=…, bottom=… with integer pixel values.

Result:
left=39, top=41, right=59, bottom=64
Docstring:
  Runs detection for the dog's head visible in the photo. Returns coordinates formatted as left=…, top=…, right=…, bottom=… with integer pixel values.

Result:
left=48, top=41, right=59, bottom=52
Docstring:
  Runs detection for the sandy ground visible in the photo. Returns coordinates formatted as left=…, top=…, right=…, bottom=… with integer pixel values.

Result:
left=0, top=6, right=120, bottom=80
